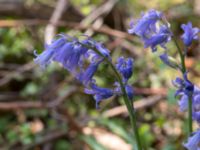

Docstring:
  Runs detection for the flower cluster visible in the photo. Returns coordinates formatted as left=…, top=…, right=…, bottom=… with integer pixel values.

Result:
left=34, top=34, right=134, bottom=109
left=128, top=9, right=172, bottom=52
left=128, top=9, right=200, bottom=150
left=173, top=75, right=200, bottom=149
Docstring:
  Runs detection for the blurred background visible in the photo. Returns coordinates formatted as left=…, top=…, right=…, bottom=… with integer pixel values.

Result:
left=0, top=0, right=199, bottom=149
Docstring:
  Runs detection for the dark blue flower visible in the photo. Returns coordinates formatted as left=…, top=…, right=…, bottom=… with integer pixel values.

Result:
left=34, top=35, right=66, bottom=69
left=184, top=130, right=200, bottom=150
left=143, top=25, right=171, bottom=52
left=125, top=84, right=134, bottom=100
left=183, top=73, right=194, bottom=95
left=116, top=57, right=133, bottom=81
left=85, top=83, right=113, bottom=109
left=128, top=9, right=162, bottom=38
left=181, top=22, right=200, bottom=47
left=173, top=74, right=194, bottom=95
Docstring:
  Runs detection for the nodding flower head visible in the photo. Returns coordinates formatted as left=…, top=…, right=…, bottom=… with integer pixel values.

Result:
left=181, top=22, right=200, bottom=47
left=128, top=10, right=172, bottom=52
left=143, top=25, right=172, bottom=52
left=34, top=34, right=135, bottom=109
left=34, top=35, right=66, bottom=69
left=84, top=83, right=113, bottom=109
left=183, top=130, right=200, bottom=150
left=128, top=9, right=163, bottom=38
left=116, top=57, right=133, bottom=81
left=53, top=38, right=90, bottom=73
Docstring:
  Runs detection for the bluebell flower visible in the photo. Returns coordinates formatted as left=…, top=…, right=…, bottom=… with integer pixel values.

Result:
left=159, top=53, right=180, bottom=69
left=173, top=74, right=194, bottom=112
left=125, top=84, right=134, bottom=100
left=128, top=9, right=163, bottom=38
left=181, top=22, right=200, bottom=47
left=192, top=93, right=200, bottom=123
left=183, top=73, right=194, bottom=95
left=116, top=57, right=133, bottom=81
left=84, top=83, right=113, bottom=109
left=143, top=25, right=171, bottom=52
left=34, top=35, right=66, bottom=69
left=184, top=130, right=200, bottom=150
left=54, top=41, right=88, bottom=72
left=114, top=82, right=134, bottom=100
left=173, top=74, right=194, bottom=96
left=178, top=94, right=189, bottom=112
left=78, top=61, right=101, bottom=86
left=95, top=42, right=111, bottom=58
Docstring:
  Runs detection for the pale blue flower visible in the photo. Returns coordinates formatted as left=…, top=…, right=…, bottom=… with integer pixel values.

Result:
left=184, top=130, right=200, bottom=150
left=128, top=9, right=162, bottom=38
left=34, top=35, right=66, bottom=69
left=181, top=22, right=200, bottom=47
left=143, top=25, right=171, bottom=52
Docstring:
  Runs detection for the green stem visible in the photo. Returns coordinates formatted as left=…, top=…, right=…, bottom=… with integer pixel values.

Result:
left=106, top=60, right=143, bottom=150
left=81, top=43, right=143, bottom=150
left=188, top=95, right=193, bottom=134
left=173, top=37, right=186, bottom=74
left=173, top=37, right=193, bottom=135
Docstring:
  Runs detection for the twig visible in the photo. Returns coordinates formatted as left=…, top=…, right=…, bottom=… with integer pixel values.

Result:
left=80, top=0, right=118, bottom=26
left=81, top=0, right=119, bottom=36
left=0, top=0, right=83, bottom=21
left=0, top=62, right=35, bottom=86
left=134, top=87, right=167, bottom=96
left=20, top=129, right=69, bottom=150
left=0, top=87, right=77, bottom=110
left=45, top=0, right=69, bottom=44
left=0, top=20, right=134, bottom=41
left=103, top=95, right=165, bottom=117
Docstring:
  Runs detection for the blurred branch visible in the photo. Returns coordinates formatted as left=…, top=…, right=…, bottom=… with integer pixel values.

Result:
left=0, top=20, right=134, bottom=41
left=134, top=87, right=167, bottom=96
left=0, top=62, right=35, bottom=86
left=20, top=129, right=69, bottom=150
left=0, top=91, right=166, bottom=112
left=0, top=86, right=77, bottom=110
left=81, top=0, right=118, bottom=36
left=0, top=0, right=83, bottom=21
left=103, top=95, right=165, bottom=117
left=80, top=0, right=118, bottom=26
left=45, top=0, right=69, bottom=44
